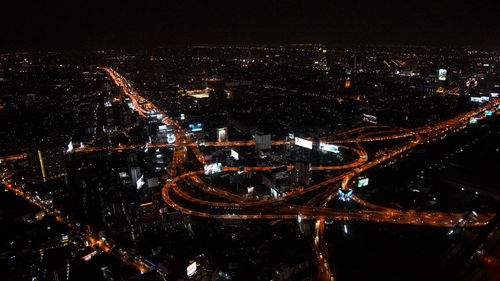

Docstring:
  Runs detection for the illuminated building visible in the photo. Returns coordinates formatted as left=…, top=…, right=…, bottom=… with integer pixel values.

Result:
left=217, top=127, right=228, bottom=142
left=255, top=132, right=271, bottom=152
left=130, top=167, right=141, bottom=186
left=27, top=147, right=67, bottom=184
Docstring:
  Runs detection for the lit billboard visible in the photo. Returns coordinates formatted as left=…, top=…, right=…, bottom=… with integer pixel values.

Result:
left=294, top=137, right=312, bottom=149
left=470, top=97, right=483, bottom=103
left=167, top=133, right=176, bottom=144
left=61, top=234, right=69, bottom=243
left=189, top=123, right=203, bottom=132
left=180, top=113, right=185, bottom=120
left=469, top=117, right=478, bottom=124
left=491, top=92, right=499, bottom=98
left=357, top=178, right=369, bottom=187
left=81, top=250, right=97, bottom=261
left=136, top=175, right=145, bottom=189
left=338, top=189, right=353, bottom=201
left=187, top=262, right=197, bottom=277
left=362, top=113, right=378, bottom=124
left=485, top=110, right=493, bottom=116
left=204, top=163, right=222, bottom=175
left=230, top=149, right=239, bottom=160
left=438, top=69, right=447, bottom=81
left=320, top=143, right=340, bottom=153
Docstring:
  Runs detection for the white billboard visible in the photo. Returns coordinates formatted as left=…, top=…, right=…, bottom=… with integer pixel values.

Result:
left=320, top=143, right=339, bottom=153
left=230, top=149, right=239, bottom=160
left=470, top=97, right=483, bottom=103
left=294, top=137, right=312, bottom=149
left=167, top=133, right=176, bottom=144
left=204, top=163, right=222, bottom=175
left=438, top=69, right=447, bottom=81
left=363, top=113, right=378, bottom=124
left=136, top=175, right=145, bottom=189
left=187, top=261, right=197, bottom=277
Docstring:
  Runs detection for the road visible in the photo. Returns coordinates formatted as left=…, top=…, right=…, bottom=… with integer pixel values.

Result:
left=0, top=67, right=498, bottom=279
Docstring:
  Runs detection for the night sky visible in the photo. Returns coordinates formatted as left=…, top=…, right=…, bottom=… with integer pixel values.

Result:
left=2, top=0, right=500, bottom=51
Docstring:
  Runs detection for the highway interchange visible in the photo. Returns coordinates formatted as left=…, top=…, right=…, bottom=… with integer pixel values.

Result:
left=1, top=67, right=499, bottom=280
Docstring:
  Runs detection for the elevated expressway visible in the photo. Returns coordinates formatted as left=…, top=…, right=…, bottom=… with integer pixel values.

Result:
left=1, top=68, right=498, bottom=229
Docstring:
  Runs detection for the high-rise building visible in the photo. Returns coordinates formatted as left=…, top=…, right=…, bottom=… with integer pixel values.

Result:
left=291, top=161, right=310, bottom=185
left=27, top=147, right=67, bottom=183
left=217, top=127, right=228, bottom=142
left=255, top=132, right=271, bottom=152
left=130, top=167, right=141, bottom=186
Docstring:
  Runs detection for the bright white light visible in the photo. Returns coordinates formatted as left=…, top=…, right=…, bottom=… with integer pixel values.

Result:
left=66, top=141, right=74, bottom=153
left=230, top=150, right=239, bottom=160
left=295, top=137, right=312, bottom=149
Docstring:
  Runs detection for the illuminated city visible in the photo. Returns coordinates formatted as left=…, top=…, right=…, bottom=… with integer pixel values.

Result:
left=1, top=2, right=500, bottom=281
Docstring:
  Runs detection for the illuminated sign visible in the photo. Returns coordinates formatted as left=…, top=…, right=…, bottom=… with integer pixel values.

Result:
left=357, top=178, right=369, bottom=187
left=247, top=186, right=254, bottom=193
left=119, top=172, right=128, bottom=178
left=230, top=149, right=239, bottom=160
left=136, top=175, right=145, bottom=189
left=158, top=125, right=167, bottom=131
left=288, top=133, right=295, bottom=139
left=469, top=117, right=478, bottom=124
left=481, top=96, right=490, bottom=102
left=470, top=97, right=483, bottom=103
left=438, top=69, right=447, bottom=81
left=189, top=123, right=203, bottom=132
left=362, top=113, right=378, bottom=124
left=338, top=189, right=353, bottom=201
left=294, top=137, right=312, bottom=149
left=187, top=262, right=197, bottom=277
left=320, top=143, right=339, bottom=153
left=81, top=250, right=97, bottom=261
left=270, top=188, right=279, bottom=198
left=61, top=235, right=69, bottom=243
left=491, top=92, right=499, bottom=98
left=167, top=133, right=176, bottom=144
left=204, top=163, right=222, bottom=175
left=485, top=110, right=493, bottom=116
left=180, top=113, right=185, bottom=120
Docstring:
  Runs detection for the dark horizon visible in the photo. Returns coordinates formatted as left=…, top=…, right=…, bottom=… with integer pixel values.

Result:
left=2, top=0, right=500, bottom=52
